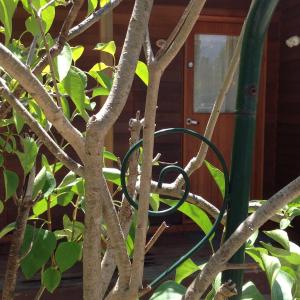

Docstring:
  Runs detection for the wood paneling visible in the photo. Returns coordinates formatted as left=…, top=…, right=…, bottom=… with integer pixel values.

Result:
left=276, top=1, right=300, bottom=191
left=0, top=1, right=288, bottom=228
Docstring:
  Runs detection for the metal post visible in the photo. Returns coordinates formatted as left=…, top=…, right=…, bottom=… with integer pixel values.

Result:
left=222, top=1, right=280, bottom=299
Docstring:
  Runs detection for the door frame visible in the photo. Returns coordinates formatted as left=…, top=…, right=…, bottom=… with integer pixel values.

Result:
left=183, top=15, right=267, bottom=199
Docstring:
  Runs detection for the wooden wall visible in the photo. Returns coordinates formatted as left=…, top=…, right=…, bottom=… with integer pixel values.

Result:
left=276, top=0, right=300, bottom=191
left=113, top=0, right=282, bottom=202
left=1, top=0, right=297, bottom=229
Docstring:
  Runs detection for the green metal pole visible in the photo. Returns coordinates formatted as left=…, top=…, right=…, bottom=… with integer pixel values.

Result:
left=222, top=1, right=279, bottom=299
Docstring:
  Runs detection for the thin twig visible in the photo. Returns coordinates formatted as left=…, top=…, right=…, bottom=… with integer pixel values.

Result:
left=175, top=0, right=254, bottom=188
left=143, top=28, right=154, bottom=64
left=0, top=79, right=83, bottom=176
left=145, top=221, right=169, bottom=254
left=0, top=44, right=85, bottom=159
left=2, top=167, right=36, bottom=300
left=101, top=112, right=143, bottom=299
left=33, top=0, right=85, bottom=75
left=26, top=35, right=38, bottom=66
left=30, top=0, right=62, bottom=107
left=223, top=263, right=259, bottom=271
left=34, top=286, right=46, bottom=300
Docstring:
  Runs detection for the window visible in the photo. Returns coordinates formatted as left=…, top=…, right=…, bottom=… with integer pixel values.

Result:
left=193, top=34, right=238, bottom=113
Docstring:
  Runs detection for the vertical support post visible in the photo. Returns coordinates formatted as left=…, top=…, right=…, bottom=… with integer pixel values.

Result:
left=222, top=1, right=279, bottom=299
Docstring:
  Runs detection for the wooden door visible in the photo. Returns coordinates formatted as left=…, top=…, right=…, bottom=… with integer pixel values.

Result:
left=183, top=17, right=266, bottom=209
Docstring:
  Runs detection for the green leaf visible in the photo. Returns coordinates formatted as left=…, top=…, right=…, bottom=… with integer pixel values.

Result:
left=71, top=45, right=84, bottom=62
left=0, top=222, right=15, bottom=239
left=294, top=266, right=300, bottom=298
left=94, top=71, right=112, bottom=89
left=61, top=66, right=88, bottom=121
left=29, top=99, right=48, bottom=128
left=135, top=61, right=149, bottom=85
left=3, top=169, right=19, bottom=200
left=205, top=274, right=222, bottom=300
left=0, top=0, right=19, bottom=44
left=87, top=0, right=98, bottom=15
left=0, top=154, right=4, bottom=167
left=33, top=197, right=55, bottom=216
left=58, top=171, right=77, bottom=188
left=246, top=230, right=258, bottom=247
left=41, top=154, right=51, bottom=171
left=88, top=63, right=112, bottom=90
left=260, top=241, right=300, bottom=265
left=71, top=178, right=85, bottom=196
left=261, top=253, right=281, bottom=286
left=160, top=198, right=213, bottom=237
left=32, top=168, right=56, bottom=199
left=61, top=96, right=71, bottom=119
left=16, top=137, right=39, bottom=175
left=54, top=43, right=72, bottom=82
left=56, top=192, right=74, bottom=206
left=55, top=241, right=81, bottom=272
left=42, top=267, right=61, bottom=293
left=150, top=281, right=186, bottom=300
left=42, top=171, right=56, bottom=197
left=264, top=229, right=290, bottom=251
left=100, top=0, right=110, bottom=7
left=94, top=41, right=116, bottom=56
left=32, top=192, right=71, bottom=216
left=103, top=150, right=118, bottom=162
left=126, top=232, right=134, bottom=257
left=0, top=136, right=13, bottom=153
left=271, top=269, right=294, bottom=300
left=245, top=247, right=268, bottom=270
left=204, top=160, right=225, bottom=198
left=61, top=214, right=84, bottom=241
left=13, top=110, right=25, bottom=134
left=149, top=193, right=160, bottom=211
left=92, top=87, right=110, bottom=98
left=33, top=167, right=47, bottom=198
left=241, top=281, right=264, bottom=300
left=175, top=258, right=202, bottom=284
left=103, top=168, right=121, bottom=185
left=280, top=218, right=291, bottom=230
left=0, top=200, right=4, bottom=214
left=23, top=0, right=55, bottom=35
left=20, top=225, right=57, bottom=279
left=89, top=62, right=109, bottom=73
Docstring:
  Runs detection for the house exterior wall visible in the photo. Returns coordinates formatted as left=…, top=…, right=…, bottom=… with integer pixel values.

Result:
left=276, top=0, right=300, bottom=192
left=113, top=0, right=282, bottom=203
left=1, top=1, right=298, bottom=228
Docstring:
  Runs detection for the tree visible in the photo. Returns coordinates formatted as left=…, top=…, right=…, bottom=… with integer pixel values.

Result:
left=0, top=0, right=299, bottom=300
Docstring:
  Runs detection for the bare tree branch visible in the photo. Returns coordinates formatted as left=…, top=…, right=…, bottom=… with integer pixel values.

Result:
left=143, top=28, right=154, bottom=65
left=100, top=113, right=143, bottom=299
left=83, top=0, right=154, bottom=297
left=130, top=1, right=207, bottom=292
left=68, top=0, right=123, bottom=40
left=30, top=0, right=62, bottom=107
left=156, top=0, right=207, bottom=71
left=175, top=1, right=255, bottom=188
left=0, top=79, right=83, bottom=177
left=33, top=0, right=84, bottom=75
left=2, top=167, right=36, bottom=300
left=145, top=221, right=169, bottom=254
left=129, top=66, right=161, bottom=292
left=183, top=176, right=300, bottom=300
left=0, top=44, right=85, bottom=159
left=1, top=0, right=123, bottom=120
left=155, top=0, right=195, bottom=60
